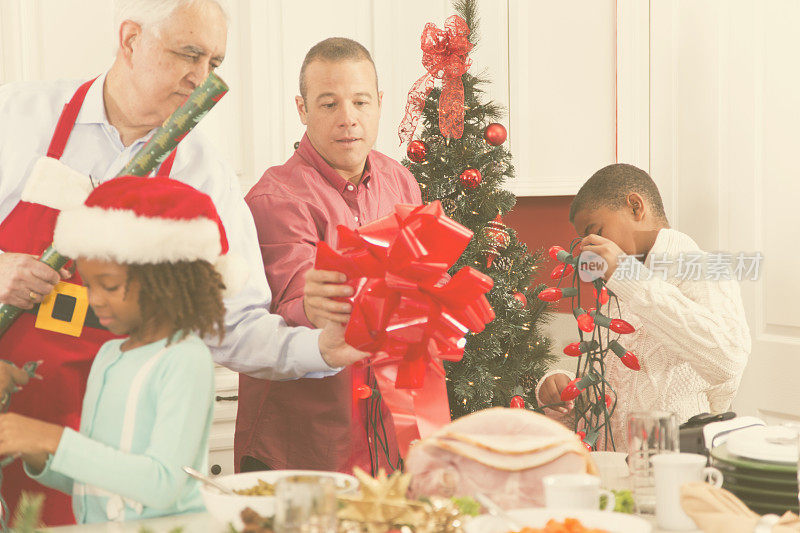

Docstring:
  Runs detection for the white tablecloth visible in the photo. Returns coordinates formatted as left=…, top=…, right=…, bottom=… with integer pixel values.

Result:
left=49, top=512, right=222, bottom=533
left=48, top=511, right=680, bottom=533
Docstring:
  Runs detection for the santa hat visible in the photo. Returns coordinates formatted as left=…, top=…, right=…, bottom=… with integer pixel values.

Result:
left=53, top=175, right=248, bottom=296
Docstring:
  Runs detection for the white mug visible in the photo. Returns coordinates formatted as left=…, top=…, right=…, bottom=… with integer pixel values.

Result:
left=652, top=453, right=723, bottom=531
left=590, top=451, right=631, bottom=491
left=542, top=474, right=616, bottom=512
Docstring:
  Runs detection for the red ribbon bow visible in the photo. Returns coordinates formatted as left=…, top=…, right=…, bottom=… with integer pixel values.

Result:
left=398, top=15, right=473, bottom=144
left=315, top=201, right=494, bottom=454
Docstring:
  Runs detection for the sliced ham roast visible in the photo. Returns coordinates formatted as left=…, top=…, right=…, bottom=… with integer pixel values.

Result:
left=405, top=407, right=596, bottom=509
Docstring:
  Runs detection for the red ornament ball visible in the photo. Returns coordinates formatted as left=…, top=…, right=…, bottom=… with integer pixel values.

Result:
left=485, top=215, right=510, bottom=249
left=510, top=395, right=525, bottom=408
left=513, top=292, right=527, bottom=308
left=484, top=123, right=508, bottom=146
left=406, top=140, right=428, bottom=163
left=460, top=168, right=482, bottom=190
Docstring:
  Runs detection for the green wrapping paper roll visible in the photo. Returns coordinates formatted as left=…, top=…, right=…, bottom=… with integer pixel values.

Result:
left=0, top=246, right=69, bottom=334
left=117, top=72, right=228, bottom=176
left=0, top=72, right=229, bottom=337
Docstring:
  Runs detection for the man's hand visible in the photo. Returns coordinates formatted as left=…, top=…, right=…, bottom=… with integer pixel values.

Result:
left=579, top=234, right=626, bottom=281
left=538, top=373, right=574, bottom=415
left=318, top=321, right=370, bottom=369
left=0, top=253, right=71, bottom=309
left=303, top=269, right=354, bottom=328
left=0, top=413, right=63, bottom=457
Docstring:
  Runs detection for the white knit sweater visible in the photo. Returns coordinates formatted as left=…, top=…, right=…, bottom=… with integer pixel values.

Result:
left=536, top=228, right=752, bottom=451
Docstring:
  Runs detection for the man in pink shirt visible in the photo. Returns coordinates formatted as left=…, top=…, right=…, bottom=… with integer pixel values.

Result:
left=237, top=38, right=422, bottom=474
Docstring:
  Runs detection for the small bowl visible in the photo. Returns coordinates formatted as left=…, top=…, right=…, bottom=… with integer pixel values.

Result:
left=201, top=470, right=358, bottom=529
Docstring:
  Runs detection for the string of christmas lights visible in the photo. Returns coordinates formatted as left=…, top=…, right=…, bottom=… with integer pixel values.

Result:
left=536, top=240, right=640, bottom=450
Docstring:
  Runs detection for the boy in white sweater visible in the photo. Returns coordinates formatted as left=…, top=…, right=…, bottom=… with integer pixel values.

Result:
left=537, top=163, right=751, bottom=449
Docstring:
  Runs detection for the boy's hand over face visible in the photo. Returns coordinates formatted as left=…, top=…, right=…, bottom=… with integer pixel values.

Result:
left=580, top=234, right=625, bottom=280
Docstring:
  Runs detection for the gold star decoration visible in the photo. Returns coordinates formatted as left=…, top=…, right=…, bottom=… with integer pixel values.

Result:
left=337, top=468, right=465, bottom=533
left=338, top=467, right=423, bottom=528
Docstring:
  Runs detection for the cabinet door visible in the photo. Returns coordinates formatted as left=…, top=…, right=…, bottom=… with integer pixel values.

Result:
left=210, top=365, right=239, bottom=476
left=507, top=0, right=617, bottom=196
left=208, top=447, right=235, bottom=477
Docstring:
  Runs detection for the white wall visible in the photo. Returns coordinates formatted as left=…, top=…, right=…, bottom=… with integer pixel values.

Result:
left=0, top=0, right=621, bottom=196
left=650, top=0, right=800, bottom=422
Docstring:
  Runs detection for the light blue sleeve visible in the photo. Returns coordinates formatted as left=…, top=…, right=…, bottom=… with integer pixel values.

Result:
left=47, top=339, right=215, bottom=510
left=24, top=455, right=74, bottom=494
left=23, top=339, right=119, bottom=494
left=173, top=142, right=337, bottom=380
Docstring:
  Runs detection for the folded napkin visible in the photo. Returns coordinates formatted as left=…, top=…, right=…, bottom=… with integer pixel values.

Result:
left=680, top=482, right=800, bottom=532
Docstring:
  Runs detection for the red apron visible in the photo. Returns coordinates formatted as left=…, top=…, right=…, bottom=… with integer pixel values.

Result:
left=0, top=78, right=175, bottom=526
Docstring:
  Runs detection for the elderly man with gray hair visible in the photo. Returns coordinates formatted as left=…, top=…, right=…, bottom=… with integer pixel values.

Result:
left=0, top=0, right=368, bottom=524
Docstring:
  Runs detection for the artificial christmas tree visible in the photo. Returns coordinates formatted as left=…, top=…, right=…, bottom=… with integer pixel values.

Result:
left=401, top=0, right=555, bottom=419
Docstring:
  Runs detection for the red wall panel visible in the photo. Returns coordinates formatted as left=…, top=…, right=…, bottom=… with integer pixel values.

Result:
left=504, top=196, right=593, bottom=313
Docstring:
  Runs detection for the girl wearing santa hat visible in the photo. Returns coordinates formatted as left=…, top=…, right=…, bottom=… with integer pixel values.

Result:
left=0, top=176, right=242, bottom=523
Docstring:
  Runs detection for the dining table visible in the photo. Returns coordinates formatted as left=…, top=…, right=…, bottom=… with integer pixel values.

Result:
left=48, top=510, right=679, bottom=533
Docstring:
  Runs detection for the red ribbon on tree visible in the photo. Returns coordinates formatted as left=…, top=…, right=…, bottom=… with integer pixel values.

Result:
left=315, top=201, right=495, bottom=455
left=398, top=15, right=473, bottom=143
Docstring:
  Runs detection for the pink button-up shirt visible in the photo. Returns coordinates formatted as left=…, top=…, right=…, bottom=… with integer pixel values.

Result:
left=236, top=134, right=421, bottom=473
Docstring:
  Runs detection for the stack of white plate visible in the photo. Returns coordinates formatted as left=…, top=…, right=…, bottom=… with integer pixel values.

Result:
left=709, top=425, right=798, bottom=516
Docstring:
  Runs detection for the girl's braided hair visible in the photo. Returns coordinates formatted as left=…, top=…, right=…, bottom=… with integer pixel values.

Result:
left=128, top=260, right=226, bottom=342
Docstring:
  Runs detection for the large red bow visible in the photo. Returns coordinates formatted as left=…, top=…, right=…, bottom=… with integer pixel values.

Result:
left=398, top=15, right=473, bottom=144
left=315, top=201, right=494, bottom=454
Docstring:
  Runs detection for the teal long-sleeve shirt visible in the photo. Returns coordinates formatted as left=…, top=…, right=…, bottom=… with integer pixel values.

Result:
left=27, top=334, right=215, bottom=523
